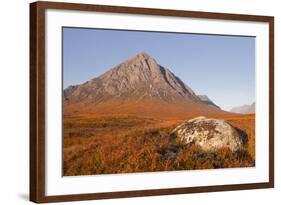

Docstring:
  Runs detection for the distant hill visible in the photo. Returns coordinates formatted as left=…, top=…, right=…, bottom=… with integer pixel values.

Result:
left=64, top=52, right=230, bottom=119
left=230, top=102, right=255, bottom=114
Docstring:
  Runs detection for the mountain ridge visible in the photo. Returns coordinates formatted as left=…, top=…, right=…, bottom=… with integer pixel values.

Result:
left=230, top=102, right=255, bottom=114
left=198, top=95, right=220, bottom=109
left=64, top=52, right=232, bottom=118
left=64, top=52, right=201, bottom=104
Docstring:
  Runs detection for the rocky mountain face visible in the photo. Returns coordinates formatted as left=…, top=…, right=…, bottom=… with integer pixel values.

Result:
left=64, top=52, right=227, bottom=117
left=170, top=116, right=246, bottom=152
left=64, top=52, right=201, bottom=104
left=198, top=95, right=220, bottom=109
left=230, top=102, right=255, bottom=114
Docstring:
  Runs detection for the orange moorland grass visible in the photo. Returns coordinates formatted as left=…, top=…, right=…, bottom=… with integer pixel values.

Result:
left=225, top=114, right=255, bottom=159
left=63, top=113, right=255, bottom=176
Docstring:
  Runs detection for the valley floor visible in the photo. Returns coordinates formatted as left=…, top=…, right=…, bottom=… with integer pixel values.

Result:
left=63, top=113, right=255, bottom=176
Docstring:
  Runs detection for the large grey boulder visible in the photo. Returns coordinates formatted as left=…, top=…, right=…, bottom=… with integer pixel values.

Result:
left=170, top=116, right=245, bottom=152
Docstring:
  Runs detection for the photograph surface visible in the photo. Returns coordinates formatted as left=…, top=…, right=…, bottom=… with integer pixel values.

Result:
left=63, top=27, right=255, bottom=176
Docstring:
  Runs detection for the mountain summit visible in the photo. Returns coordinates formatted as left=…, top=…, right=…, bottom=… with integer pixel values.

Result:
left=64, top=52, right=200, bottom=104
left=64, top=52, right=226, bottom=118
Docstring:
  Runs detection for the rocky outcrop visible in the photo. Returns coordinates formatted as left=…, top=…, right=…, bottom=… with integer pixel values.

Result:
left=170, top=116, right=246, bottom=152
left=198, top=95, right=220, bottom=109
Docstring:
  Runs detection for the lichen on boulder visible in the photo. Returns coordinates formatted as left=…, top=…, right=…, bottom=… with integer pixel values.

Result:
left=170, top=116, right=246, bottom=152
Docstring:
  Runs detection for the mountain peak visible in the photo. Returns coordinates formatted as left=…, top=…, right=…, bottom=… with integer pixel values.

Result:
left=64, top=53, right=225, bottom=114
left=126, top=52, right=156, bottom=65
left=113, top=52, right=162, bottom=80
left=135, top=52, right=151, bottom=59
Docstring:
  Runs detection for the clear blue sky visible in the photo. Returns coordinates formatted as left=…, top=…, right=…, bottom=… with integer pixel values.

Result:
left=63, top=27, right=255, bottom=111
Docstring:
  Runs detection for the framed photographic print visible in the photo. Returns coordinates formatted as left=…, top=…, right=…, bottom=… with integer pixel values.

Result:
left=30, top=1, right=274, bottom=203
